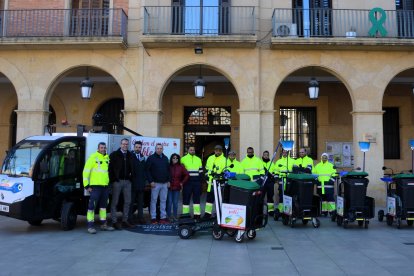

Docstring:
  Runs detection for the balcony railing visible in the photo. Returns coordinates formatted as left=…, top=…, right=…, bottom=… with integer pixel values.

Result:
left=144, top=6, right=255, bottom=35
left=272, top=8, right=414, bottom=39
left=0, top=8, right=127, bottom=41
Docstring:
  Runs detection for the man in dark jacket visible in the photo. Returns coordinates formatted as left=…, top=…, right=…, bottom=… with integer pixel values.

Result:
left=109, top=138, right=135, bottom=229
left=146, top=143, right=170, bottom=224
left=129, top=141, right=147, bottom=224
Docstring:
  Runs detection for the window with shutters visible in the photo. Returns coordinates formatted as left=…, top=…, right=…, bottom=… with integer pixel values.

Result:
left=172, top=0, right=230, bottom=35
left=71, top=0, right=110, bottom=36
left=396, top=0, right=414, bottom=38
left=383, top=107, right=400, bottom=159
left=292, top=0, right=332, bottom=37
left=279, top=107, right=317, bottom=159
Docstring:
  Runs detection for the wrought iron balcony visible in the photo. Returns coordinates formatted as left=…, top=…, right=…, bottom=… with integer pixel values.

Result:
left=272, top=8, right=414, bottom=39
left=0, top=8, right=127, bottom=45
left=143, top=6, right=255, bottom=35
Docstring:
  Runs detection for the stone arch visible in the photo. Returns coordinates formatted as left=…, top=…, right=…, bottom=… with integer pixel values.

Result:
left=38, top=52, right=138, bottom=111
left=271, top=63, right=355, bottom=110
left=158, top=62, right=242, bottom=109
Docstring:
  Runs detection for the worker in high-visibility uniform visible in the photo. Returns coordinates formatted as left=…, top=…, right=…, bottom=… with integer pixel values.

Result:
left=226, top=151, right=244, bottom=174
left=272, top=149, right=294, bottom=214
left=261, top=150, right=276, bottom=215
left=312, top=152, right=337, bottom=216
left=180, top=146, right=203, bottom=219
left=293, top=148, right=314, bottom=174
left=241, top=147, right=264, bottom=180
left=83, top=142, right=114, bottom=234
left=203, top=145, right=226, bottom=219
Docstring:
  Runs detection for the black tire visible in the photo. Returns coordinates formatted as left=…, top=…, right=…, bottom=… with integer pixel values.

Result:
left=212, top=228, right=224, bottom=240
left=178, top=225, right=192, bottom=239
left=378, top=210, right=384, bottom=222
left=386, top=215, right=393, bottom=226
left=234, top=232, right=244, bottom=243
left=61, top=201, right=77, bottom=231
left=407, top=220, right=413, bottom=226
left=336, top=216, right=343, bottom=226
left=358, top=220, right=364, bottom=227
left=226, top=229, right=237, bottom=237
left=246, top=229, right=256, bottom=240
left=28, top=219, right=43, bottom=226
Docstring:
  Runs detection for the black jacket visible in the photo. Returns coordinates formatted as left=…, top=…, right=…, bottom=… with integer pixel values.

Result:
left=146, top=153, right=170, bottom=183
left=132, top=152, right=147, bottom=191
left=109, top=148, right=134, bottom=183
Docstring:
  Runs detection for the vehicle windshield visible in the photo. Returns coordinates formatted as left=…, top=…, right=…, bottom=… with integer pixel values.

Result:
left=1, top=140, right=52, bottom=176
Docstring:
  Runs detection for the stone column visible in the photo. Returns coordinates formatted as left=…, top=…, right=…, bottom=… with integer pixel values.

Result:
left=15, top=109, right=49, bottom=142
left=136, top=110, right=161, bottom=137
left=352, top=111, right=385, bottom=205
left=238, top=110, right=261, bottom=159
left=261, top=110, right=276, bottom=155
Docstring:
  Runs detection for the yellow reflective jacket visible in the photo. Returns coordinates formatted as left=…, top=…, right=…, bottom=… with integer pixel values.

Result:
left=241, top=156, right=264, bottom=180
left=226, top=159, right=244, bottom=174
left=181, top=153, right=203, bottom=179
left=82, top=151, right=110, bottom=187
left=206, top=153, right=227, bottom=176
left=294, top=156, right=314, bottom=170
left=312, top=161, right=337, bottom=184
left=272, top=156, right=294, bottom=177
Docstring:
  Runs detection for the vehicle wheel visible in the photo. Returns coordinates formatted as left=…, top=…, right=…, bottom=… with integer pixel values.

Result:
left=178, top=225, right=193, bottom=239
left=386, top=215, right=393, bottom=226
left=302, top=219, right=309, bottom=225
left=378, top=210, right=384, bottom=222
left=234, top=231, right=244, bottom=243
left=61, top=201, right=77, bottom=231
left=282, top=215, right=289, bottom=226
left=407, top=220, right=413, bottom=226
left=28, top=219, right=43, bottom=226
left=212, top=228, right=224, bottom=240
left=364, top=220, right=369, bottom=229
left=246, top=229, right=256, bottom=240
left=343, top=220, right=348, bottom=229
left=226, top=229, right=237, bottom=237
left=312, top=218, right=320, bottom=228
left=336, top=216, right=343, bottom=226
left=397, top=217, right=402, bottom=229
left=358, top=220, right=364, bottom=227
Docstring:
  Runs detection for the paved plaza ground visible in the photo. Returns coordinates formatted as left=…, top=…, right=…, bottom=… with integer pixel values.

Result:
left=0, top=206, right=413, bottom=276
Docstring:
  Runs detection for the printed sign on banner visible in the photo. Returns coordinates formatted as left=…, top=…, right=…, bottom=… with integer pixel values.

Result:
left=337, top=196, right=344, bottom=216
left=283, top=195, right=292, bottom=215
left=387, top=197, right=396, bottom=217
left=220, top=203, right=246, bottom=230
left=130, top=136, right=181, bottom=160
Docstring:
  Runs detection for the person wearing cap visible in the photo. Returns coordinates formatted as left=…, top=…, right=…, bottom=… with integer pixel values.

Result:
left=312, top=153, right=337, bottom=216
left=203, top=145, right=226, bottom=218
left=226, top=151, right=244, bottom=174
left=272, top=148, right=294, bottom=214
left=241, top=147, right=264, bottom=180
left=293, top=148, right=314, bottom=173
left=180, top=145, right=203, bottom=219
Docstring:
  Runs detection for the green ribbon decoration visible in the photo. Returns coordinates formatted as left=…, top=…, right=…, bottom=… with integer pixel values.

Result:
left=368, top=7, right=388, bottom=37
